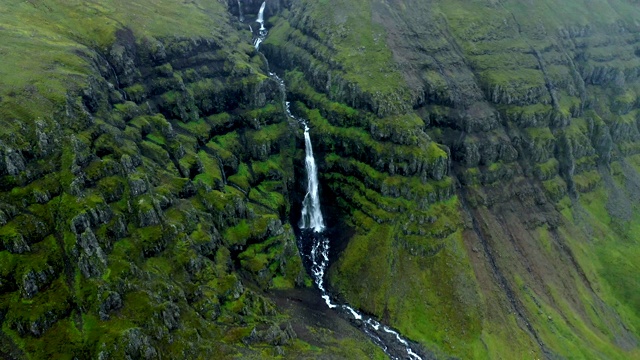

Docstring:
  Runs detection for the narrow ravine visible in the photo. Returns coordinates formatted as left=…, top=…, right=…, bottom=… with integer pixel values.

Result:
left=251, top=3, right=425, bottom=359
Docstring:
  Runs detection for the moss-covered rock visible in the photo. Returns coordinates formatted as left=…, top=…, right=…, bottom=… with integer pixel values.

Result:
left=2, top=0, right=640, bottom=359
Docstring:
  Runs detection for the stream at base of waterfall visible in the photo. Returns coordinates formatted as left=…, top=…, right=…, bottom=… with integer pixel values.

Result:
left=249, top=2, right=424, bottom=359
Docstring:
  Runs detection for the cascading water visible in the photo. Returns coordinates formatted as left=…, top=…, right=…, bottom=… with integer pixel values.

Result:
left=295, top=119, right=423, bottom=360
left=253, top=2, right=268, bottom=50
left=256, top=1, right=266, bottom=30
left=237, top=0, right=244, bottom=22
left=249, top=3, right=424, bottom=359
left=299, top=126, right=325, bottom=233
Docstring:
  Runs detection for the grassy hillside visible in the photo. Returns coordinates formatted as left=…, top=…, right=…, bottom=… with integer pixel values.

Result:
left=263, top=0, right=640, bottom=358
left=0, top=1, right=386, bottom=358
left=0, top=0, right=248, bottom=137
left=2, top=0, right=640, bottom=359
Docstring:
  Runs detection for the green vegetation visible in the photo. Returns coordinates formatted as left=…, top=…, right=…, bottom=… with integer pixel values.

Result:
left=0, top=0, right=388, bottom=358
left=330, top=197, right=487, bottom=357
left=0, top=0, right=253, bottom=143
left=1, top=0, right=640, bottom=359
left=264, top=0, right=640, bottom=358
left=264, top=1, right=413, bottom=116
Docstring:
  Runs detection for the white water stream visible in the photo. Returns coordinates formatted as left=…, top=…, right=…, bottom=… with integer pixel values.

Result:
left=299, top=126, right=325, bottom=233
left=253, top=1, right=268, bottom=49
left=250, top=3, right=424, bottom=359
left=295, top=114, right=422, bottom=360
left=237, top=0, right=244, bottom=22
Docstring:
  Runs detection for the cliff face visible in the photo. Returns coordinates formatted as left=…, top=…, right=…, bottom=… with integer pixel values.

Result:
left=0, top=1, right=384, bottom=359
left=1, top=0, right=640, bottom=359
left=262, top=0, right=640, bottom=358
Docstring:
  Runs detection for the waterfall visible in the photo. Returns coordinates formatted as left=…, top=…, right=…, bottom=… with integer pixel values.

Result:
left=256, top=1, right=266, bottom=30
left=237, top=0, right=244, bottom=22
left=298, top=133, right=423, bottom=360
left=253, top=1, right=268, bottom=49
left=300, top=126, right=325, bottom=233
left=251, top=7, right=424, bottom=360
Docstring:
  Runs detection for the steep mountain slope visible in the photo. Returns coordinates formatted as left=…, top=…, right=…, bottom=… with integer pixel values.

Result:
left=261, top=0, right=640, bottom=358
left=0, top=1, right=384, bottom=358
left=1, top=0, right=640, bottom=359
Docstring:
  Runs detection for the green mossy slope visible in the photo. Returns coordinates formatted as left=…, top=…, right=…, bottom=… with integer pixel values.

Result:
left=0, top=1, right=386, bottom=359
left=2, top=0, right=640, bottom=359
left=263, top=0, right=640, bottom=358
